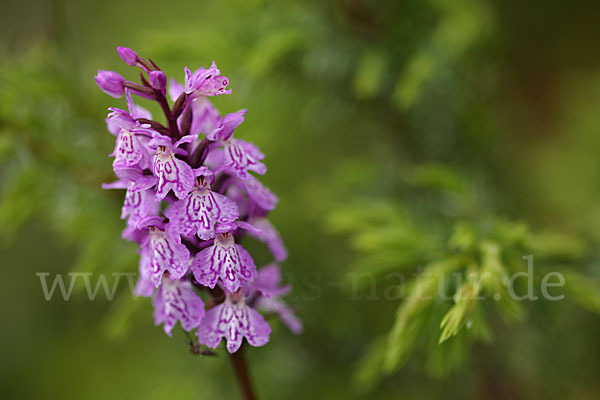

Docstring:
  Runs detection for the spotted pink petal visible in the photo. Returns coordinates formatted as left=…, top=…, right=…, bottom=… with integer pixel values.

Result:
left=221, top=139, right=266, bottom=179
left=134, top=250, right=154, bottom=297
left=241, top=175, right=278, bottom=211
left=153, top=279, right=205, bottom=336
left=143, top=227, right=190, bottom=287
left=152, top=146, right=195, bottom=200
left=197, top=300, right=271, bottom=353
left=166, top=182, right=239, bottom=240
left=191, top=233, right=257, bottom=293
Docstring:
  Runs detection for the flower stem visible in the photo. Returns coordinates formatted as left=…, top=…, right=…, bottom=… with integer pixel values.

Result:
left=155, top=90, right=181, bottom=139
left=229, top=347, right=257, bottom=400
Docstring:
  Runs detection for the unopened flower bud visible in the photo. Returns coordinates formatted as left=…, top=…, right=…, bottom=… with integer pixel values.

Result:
left=94, top=70, right=125, bottom=98
left=149, top=70, right=167, bottom=94
left=117, top=46, right=138, bottom=66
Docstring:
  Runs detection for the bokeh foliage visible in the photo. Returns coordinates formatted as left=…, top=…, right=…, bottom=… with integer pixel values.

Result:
left=2, top=0, right=600, bottom=399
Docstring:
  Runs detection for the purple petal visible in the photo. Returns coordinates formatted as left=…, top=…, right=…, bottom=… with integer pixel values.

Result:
left=122, top=224, right=148, bottom=245
left=248, top=218, right=287, bottom=262
left=244, top=306, right=272, bottom=347
left=112, top=129, right=150, bottom=171
left=143, top=227, right=190, bottom=286
left=207, top=109, right=247, bottom=142
left=101, top=180, right=129, bottom=190
left=189, top=97, right=221, bottom=136
left=134, top=250, right=154, bottom=297
left=191, top=246, right=220, bottom=289
left=219, top=139, right=266, bottom=179
left=166, top=183, right=239, bottom=240
left=130, top=174, right=157, bottom=192
left=191, top=233, right=256, bottom=293
left=255, top=297, right=302, bottom=335
left=153, top=279, right=205, bottom=336
left=121, top=184, right=159, bottom=227
left=106, top=107, right=135, bottom=134
left=168, top=78, right=185, bottom=102
left=196, top=302, right=227, bottom=349
left=240, top=175, right=278, bottom=211
left=125, top=89, right=152, bottom=120
left=185, top=62, right=232, bottom=97
left=235, top=220, right=263, bottom=236
left=184, top=67, right=194, bottom=94
left=254, top=264, right=290, bottom=298
left=196, top=300, right=271, bottom=353
left=152, top=146, right=195, bottom=200
left=236, top=244, right=258, bottom=285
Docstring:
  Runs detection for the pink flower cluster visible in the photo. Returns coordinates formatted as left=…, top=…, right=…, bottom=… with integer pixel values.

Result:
left=96, top=47, right=300, bottom=353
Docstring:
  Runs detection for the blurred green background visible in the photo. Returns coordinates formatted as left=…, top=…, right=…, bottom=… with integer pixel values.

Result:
left=2, top=0, right=600, bottom=399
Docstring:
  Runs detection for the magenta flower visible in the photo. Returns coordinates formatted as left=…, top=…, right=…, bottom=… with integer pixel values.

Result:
left=166, top=167, right=239, bottom=240
left=207, top=110, right=267, bottom=180
left=251, top=265, right=302, bottom=334
left=238, top=175, right=279, bottom=211
left=96, top=50, right=298, bottom=375
left=184, top=62, right=232, bottom=97
left=153, top=278, right=205, bottom=336
left=191, top=222, right=260, bottom=293
left=149, top=134, right=195, bottom=200
left=138, top=217, right=190, bottom=287
left=102, top=175, right=159, bottom=229
left=197, top=292, right=271, bottom=353
left=111, top=130, right=152, bottom=178
left=106, top=90, right=156, bottom=178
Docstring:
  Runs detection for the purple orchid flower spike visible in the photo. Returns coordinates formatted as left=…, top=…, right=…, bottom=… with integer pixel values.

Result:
left=166, top=167, right=239, bottom=240
left=97, top=52, right=298, bottom=389
left=191, top=221, right=261, bottom=293
left=184, top=62, right=232, bottom=97
left=138, top=216, right=190, bottom=287
left=207, top=110, right=267, bottom=180
left=153, top=278, right=205, bottom=336
left=250, top=265, right=303, bottom=335
left=197, top=290, right=271, bottom=353
left=148, top=134, right=196, bottom=200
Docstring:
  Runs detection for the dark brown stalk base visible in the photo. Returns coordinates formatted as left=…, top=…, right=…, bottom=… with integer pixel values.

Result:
left=229, top=348, right=257, bottom=400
